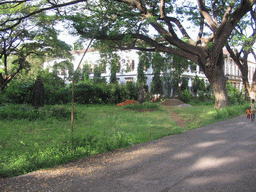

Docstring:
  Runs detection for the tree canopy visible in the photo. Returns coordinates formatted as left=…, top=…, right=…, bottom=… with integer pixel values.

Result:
left=65, top=0, right=255, bottom=108
left=225, top=5, right=256, bottom=100
left=0, top=0, right=87, bottom=32
left=0, top=9, right=72, bottom=91
left=1, top=0, right=256, bottom=108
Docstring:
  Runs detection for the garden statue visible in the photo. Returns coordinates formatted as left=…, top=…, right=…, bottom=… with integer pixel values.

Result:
left=138, top=83, right=145, bottom=104
left=32, top=76, right=44, bottom=109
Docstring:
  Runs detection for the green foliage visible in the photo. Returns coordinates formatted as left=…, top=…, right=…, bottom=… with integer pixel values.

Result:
left=3, top=77, right=140, bottom=105
left=110, top=83, right=128, bottom=103
left=74, top=82, right=110, bottom=104
left=0, top=92, right=6, bottom=104
left=82, top=63, right=91, bottom=81
left=110, top=61, right=118, bottom=83
left=93, top=66, right=103, bottom=84
left=213, top=104, right=248, bottom=121
left=0, top=104, right=72, bottom=121
left=44, top=86, right=71, bottom=105
left=125, top=81, right=138, bottom=100
left=1, top=104, right=182, bottom=177
left=0, top=9, right=72, bottom=91
left=226, top=81, right=244, bottom=105
left=180, top=89, right=194, bottom=103
left=180, top=77, right=189, bottom=91
left=151, top=52, right=164, bottom=95
left=124, top=102, right=159, bottom=110
left=162, top=68, right=172, bottom=97
left=5, top=81, right=34, bottom=104
left=151, top=73, right=163, bottom=95
left=192, top=75, right=206, bottom=95
left=137, top=59, right=147, bottom=86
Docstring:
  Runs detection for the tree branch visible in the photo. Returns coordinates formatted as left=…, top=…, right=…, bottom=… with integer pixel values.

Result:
left=96, top=33, right=203, bottom=64
left=0, top=0, right=88, bottom=32
left=160, top=0, right=165, bottom=18
left=197, top=0, right=218, bottom=32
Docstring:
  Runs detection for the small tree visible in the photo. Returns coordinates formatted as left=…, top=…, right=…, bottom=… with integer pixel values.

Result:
left=192, top=75, right=206, bottom=96
left=180, top=77, right=189, bottom=91
left=93, top=66, right=102, bottom=84
left=81, top=62, right=91, bottom=81
left=137, top=60, right=147, bottom=86
left=151, top=52, right=164, bottom=95
left=137, top=51, right=150, bottom=86
left=110, top=54, right=120, bottom=84
left=162, top=67, right=172, bottom=97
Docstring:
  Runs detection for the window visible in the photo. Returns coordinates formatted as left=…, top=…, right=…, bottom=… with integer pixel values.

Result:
left=131, top=60, right=135, bottom=71
left=125, top=77, right=133, bottom=82
left=226, top=63, right=229, bottom=75
left=249, top=67, right=252, bottom=80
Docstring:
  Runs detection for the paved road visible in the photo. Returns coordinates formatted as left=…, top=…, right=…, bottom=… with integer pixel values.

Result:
left=1, top=115, right=256, bottom=192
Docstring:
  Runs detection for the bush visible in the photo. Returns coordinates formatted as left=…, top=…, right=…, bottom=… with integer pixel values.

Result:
left=0, top=92, right=7, bottom=104
left=213, top=103, right=248, bottom=121
left=226, top=81, right=245, bottom=105
left=0, top=104, right=73, bottom=120
left=4, top=77, right=139, bottom=105
left=74, top=82, right=109, bottom=104
left=124, top=102, right=159, bottom=110
left=5, top=81, right=34, bottom=104
left=125, top=82, right=138, bottom=100
left=180, top=89, right=193, bottom=102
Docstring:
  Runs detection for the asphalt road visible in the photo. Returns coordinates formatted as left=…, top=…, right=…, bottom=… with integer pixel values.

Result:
left=1, top=115, right=256, bottom=192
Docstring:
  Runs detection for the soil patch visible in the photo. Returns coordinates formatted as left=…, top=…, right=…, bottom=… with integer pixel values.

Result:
left=124, top=109, right=159, bottom=112
left=162, top=105, right=186, bottom=129
left=161, top=99, right=184, bottom=106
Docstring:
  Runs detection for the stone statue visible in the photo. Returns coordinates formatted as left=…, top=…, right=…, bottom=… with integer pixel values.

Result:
left=32, top=77, right=44, bottom=109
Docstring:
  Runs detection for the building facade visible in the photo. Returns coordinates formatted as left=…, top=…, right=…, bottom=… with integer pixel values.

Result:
left=44, top=48, right=256, bottom=95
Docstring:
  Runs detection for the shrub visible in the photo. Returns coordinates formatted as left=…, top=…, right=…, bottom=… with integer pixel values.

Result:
left=198, top=90, right=206, bottom=100
left=4, top=78, right=139, bottom=105
left=5, top=81, right=34, bottom=104
left=124, top=102, right=159, bottom=110
left=0, top=92, right=7, bottom=104
left=125, top=82, right=138, bottom=100
left=74, top=82, right=103, bottom=104
left=226, top=81, right=244, bottom=105
left=109, top=83, right=128, bottom=104
left=180, top=89, right=193, bottom=102
left=212, top=104, right=248, bottom=121
left=0, top=104, right=73, bottom=120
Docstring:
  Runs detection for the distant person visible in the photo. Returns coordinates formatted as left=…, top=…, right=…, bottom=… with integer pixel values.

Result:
left=246, top=107, right=251, bottom=119
left=250, top=99, right=256, bottom=122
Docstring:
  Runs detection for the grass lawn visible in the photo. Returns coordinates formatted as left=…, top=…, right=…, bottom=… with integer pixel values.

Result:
left=0, top=102, right=248, bottom=178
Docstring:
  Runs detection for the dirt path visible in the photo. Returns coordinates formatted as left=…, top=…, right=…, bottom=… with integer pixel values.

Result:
left=161, top=105, right=186, bottom=129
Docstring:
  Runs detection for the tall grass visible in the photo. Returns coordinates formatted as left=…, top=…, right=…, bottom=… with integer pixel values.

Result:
left=171, top=103, right=248, bottom=130
left=0, top=103, right=248, bottom=178
left=0, top=104, right=182, bottom=178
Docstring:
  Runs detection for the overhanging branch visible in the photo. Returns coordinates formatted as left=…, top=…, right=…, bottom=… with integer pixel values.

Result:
left=0, top=0, right=87, bottom=32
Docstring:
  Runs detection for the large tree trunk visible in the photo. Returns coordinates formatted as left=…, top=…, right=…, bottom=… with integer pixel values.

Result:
left=242, top=71, right=251, bottom=101
left=204, top=52, right=229, bottom=108
left=251, top=71, right=256, bottom=99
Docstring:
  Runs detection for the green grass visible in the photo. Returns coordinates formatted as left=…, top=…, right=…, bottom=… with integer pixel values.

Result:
left=171, top=103, right=248, bottom=130
left=124, top=102, right=160, bottom=110
left=0, top=104, right=182, bottom=178
left=0, top=102, right=248, bottom=178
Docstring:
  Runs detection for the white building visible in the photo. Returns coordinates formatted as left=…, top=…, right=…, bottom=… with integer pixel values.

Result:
left=44, top=48, right=256, bottom=95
